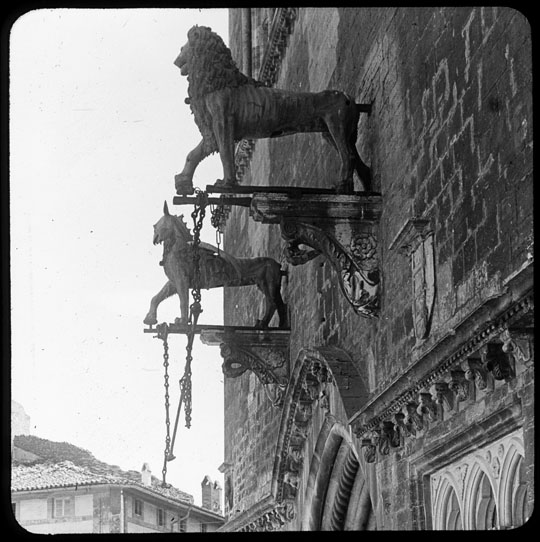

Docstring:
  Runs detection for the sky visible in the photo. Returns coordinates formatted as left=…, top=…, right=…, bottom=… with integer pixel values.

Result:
left=10, top=7, right=230, bottom=505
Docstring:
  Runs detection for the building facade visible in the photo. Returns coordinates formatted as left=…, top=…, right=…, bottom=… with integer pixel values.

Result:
left=212, top=7, right=533, bottom=531
left=11, top=435, right=224, bottom=534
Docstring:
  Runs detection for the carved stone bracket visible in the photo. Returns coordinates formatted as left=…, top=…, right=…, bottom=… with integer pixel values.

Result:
left=250, top=192, right=382, bottom=318
left=499, top=326, right=534, bottom=367
left=200, top=328, right=290, bottom=406
left=481, top=342, right=515, bottom=381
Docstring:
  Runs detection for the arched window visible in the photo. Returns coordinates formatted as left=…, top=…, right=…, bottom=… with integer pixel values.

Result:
left=499, top=441, right=528, bottom=528
left=431, top=476, right=463, bottom=530
left=443, top=486, right=463, bottom=530
left=471, top=470, right=497, bottom=530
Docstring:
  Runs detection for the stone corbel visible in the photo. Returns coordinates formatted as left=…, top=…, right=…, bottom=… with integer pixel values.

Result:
left=378, top=420, right=401, bottom=455
left=499, top=327, right=534, bottom=368
left=200, top=328, right=290, bottom=406
left=249, top=193, right=382, bottom=318
left=481, top=342, right=515, bottom=381
left=405, top=401, right=424, bottom=432
left=360, top=437, right=377, bottom=464
left=464, top=356, right=491, bottom=391
left=449, top=368, right=471, bottom=402
left=417, top=391, right=438, bottom=422
left=433, top=381, right=455, bottom=412
left=394, top=411, right=416, bottom=439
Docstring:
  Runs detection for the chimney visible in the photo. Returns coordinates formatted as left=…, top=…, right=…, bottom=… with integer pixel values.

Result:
left=201, top=476, right=222, bottom=514
left=141, top=463, right=152, bottom=486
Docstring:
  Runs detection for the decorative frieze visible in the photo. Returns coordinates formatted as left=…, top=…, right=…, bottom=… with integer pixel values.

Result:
left=350, top=291, right=533, bottom=462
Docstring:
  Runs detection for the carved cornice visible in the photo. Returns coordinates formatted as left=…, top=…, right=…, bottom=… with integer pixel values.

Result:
left=235, top=8, right=299, bottom=181
left=350, top=286, right=533, bottom=460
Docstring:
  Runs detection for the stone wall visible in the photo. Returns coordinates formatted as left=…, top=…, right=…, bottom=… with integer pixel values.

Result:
left=222, top=7, right=532, bottom=528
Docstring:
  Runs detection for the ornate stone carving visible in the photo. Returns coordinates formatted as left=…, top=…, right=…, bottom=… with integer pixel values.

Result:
left=434, top=381, right=454, bottom=412
left=417, top=391, right=438, bottom=422
left=174, top=24, right=372, bottom=194
left=361, top=438, right=377, bottom=464
left=200, top=328, right=290, bottom=406
left=239, top=501, right=296, bottom=532
left=273, top=349, right=337, bottom=502
left=499, top=327, right=534, bottom=367
left=405, top=401, right=424, bottom=432
left=394, top=411, right=416, bottom=438
left=449, top=368, right=471, bottom=401
left=349, top=291, right=531, bottom=460
left=250, top=193, right=382, bottom=318
left=144, top=202, right=286, bottom=328
left=481, top=342, right=514, bottom=381
left=464, top=356, right=490, bottom=390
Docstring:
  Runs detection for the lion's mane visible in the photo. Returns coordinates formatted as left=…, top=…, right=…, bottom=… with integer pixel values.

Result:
left=184, top=25, right=264, bottom=154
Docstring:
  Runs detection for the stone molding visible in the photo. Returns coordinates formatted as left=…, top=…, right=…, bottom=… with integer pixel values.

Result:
left=272, top=348, right=334, bottom=503
left=351, top=287, right=533, bottom=462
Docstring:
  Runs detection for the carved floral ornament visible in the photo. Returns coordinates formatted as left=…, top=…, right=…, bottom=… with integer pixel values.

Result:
left=352, top=294, right=533, bottom=464
left=239, top=501, right=296, bottom=532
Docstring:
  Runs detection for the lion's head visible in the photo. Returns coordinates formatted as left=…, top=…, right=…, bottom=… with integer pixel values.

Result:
left=174, top=26, right=263, bottom=154
left=175, top=25, right=261, bottom=98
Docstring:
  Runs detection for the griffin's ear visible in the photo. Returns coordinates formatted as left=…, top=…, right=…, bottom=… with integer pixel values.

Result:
left=163, top=201, right=170, bottom=216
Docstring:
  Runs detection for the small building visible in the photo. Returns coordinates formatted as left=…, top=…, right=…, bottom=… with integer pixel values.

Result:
left=11, top=435, right=224, bottom=534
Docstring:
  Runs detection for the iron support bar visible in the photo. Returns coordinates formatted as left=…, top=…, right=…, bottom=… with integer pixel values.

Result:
left=173, top=195, right=252, bottom=207
left=145, top=324, right=289, bottom=335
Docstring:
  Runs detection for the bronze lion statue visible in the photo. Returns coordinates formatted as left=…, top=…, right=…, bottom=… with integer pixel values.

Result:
left=144, top=202, right=287, bottom=328
left=174, top=25, right=372, bottom=194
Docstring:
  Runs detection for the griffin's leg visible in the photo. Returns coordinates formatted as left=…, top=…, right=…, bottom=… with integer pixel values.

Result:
left=175, top=139, right=208, bottom=194
left=144, top=280, right=177, bottom=325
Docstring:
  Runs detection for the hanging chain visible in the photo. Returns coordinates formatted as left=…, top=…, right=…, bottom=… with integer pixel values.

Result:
left=181, top=188, right=207, bottom=428
left=210, top=195, right=229, bottom=253
left=156, top=322, right=171, bottom=487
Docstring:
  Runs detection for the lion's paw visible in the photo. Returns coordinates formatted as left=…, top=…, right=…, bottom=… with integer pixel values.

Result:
left=144, top=314, right=157, bottom=326
left=175, top=174, right=195, bottom=195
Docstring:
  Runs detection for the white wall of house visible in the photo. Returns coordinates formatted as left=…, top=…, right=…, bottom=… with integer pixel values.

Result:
left=23, top=520, right=94, bottom=534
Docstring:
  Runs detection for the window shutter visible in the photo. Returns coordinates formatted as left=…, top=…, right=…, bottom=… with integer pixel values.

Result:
left=65, top=498, right=74, bottom=517
left=47, top=498, right=54, bottom=519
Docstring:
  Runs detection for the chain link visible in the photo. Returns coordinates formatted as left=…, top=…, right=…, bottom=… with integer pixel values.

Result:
left=157, top=323, right=171, bottom=487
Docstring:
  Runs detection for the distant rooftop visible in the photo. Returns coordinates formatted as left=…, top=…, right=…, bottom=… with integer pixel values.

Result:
left=12, top=434, right=193, bottom=505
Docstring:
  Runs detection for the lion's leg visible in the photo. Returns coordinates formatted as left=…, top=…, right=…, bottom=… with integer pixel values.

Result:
left=175, top=139, right=208, bottom=194
left=325, top=116, right=355, bottom=193
left=208, top=105, right=236, bottom=186
left=144, top=280, right=177, bottom=325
